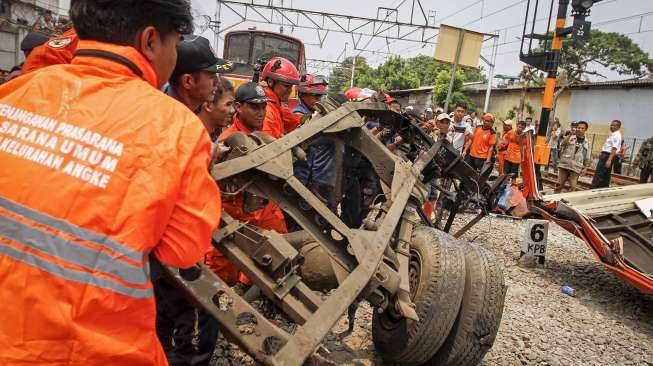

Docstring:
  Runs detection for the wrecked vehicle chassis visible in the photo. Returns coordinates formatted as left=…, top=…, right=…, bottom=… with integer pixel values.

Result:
left=162, top=101, right=506, bottom=365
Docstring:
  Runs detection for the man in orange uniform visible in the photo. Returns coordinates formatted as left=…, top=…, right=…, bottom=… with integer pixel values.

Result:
left=0, top=1, right=221, bottom=365
left=465, top=112, right=497, bottom=172
left=219, top=82, right=288, bottom=233
left=214, top=82, right=287, bottom=286
left=157, top=34, right=228, bottom=366
left=502, top=120, right=527, bottom=177
left=21, top=28, right=79, bottom=74
left=260, top=57, right=302, bottom=139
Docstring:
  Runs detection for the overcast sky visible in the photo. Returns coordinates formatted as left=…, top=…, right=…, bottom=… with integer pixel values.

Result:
left=188, top=0, right=652, bottom=84
left=58, top=0, right=652, bottom=83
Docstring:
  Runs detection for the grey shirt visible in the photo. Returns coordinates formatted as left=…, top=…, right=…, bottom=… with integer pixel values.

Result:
left=557, top=135, right=591, bottom=174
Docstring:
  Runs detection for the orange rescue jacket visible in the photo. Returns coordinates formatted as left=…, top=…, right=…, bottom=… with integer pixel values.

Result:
left=261, top=87, right=301, bottom=139
left=22, top=28, right=78, bottom=75
left=209, top=116, right=286, bottom=284
left=0, top=40, right=221, bottom=365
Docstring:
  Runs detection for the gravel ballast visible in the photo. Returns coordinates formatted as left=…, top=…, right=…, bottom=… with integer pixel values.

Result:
left=211, top=214, right=653, bottom=365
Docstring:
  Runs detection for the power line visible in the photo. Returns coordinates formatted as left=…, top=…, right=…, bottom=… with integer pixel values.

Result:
left=461, top=0, right=527, bottom=28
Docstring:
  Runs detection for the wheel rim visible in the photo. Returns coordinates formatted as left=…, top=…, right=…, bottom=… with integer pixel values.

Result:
left=376, top=247, right=423, bottom=330
left=408, top=248, right=422, bottom=300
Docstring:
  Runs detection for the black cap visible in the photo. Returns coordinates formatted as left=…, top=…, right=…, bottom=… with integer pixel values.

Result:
left=235, top=82, right=269, bottom=104
left=21, top=32, right=49, bottom=52
left=172, top=35, right=234, bottom=76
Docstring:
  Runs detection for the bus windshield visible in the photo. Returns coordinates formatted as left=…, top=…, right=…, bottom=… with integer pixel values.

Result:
left=225, top=32, right=301, bottom=68
left=251, top=35, right=300, bottom=66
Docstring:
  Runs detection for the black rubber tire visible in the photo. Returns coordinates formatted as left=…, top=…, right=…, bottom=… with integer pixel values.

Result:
left=372, top=226, right=466, bottom=365
left=427, top=242, right=507, bottom=366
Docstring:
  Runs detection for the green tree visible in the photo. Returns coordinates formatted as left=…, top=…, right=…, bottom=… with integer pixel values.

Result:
left=549, top=30, right=653, bottom=118
left=505, top=102, right=534, bottom=120
left=561, top=29, right=653, bottom=82
left=327, top=56, right=373, bottom=94
left=516, top=65, right=544, bottom=120
left=359, top=56, right=420, bottom=91
left=433, top=70, right=476, bottom=111
left=406, top=55, right=487, bottom=86
left=327, top=54, right=488, bottom=102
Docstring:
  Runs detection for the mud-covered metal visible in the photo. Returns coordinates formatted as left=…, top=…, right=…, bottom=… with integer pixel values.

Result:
left=165, top=100, right=508, bottom=365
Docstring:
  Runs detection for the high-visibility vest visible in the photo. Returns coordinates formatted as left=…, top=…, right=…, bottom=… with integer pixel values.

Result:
left=0, top=40, right=220, bottom=365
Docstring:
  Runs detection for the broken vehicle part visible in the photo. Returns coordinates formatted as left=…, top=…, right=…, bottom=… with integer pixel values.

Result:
left=166, top=100, right=508, bottom=365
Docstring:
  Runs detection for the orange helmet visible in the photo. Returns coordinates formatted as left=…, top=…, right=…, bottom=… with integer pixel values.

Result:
left=261, top=56, right=300, bottom=85
left=297, top=74, right=328, bottom=95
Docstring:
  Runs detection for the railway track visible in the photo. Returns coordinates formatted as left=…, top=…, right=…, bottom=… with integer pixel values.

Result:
left=541, top=169, right=639, bottom=191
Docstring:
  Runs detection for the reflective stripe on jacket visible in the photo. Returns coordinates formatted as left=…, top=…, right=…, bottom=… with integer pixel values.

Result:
left=0, top=40, right=220, bottom=365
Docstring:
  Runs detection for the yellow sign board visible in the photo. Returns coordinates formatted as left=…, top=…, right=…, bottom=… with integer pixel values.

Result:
left=433, top=24, right=485, bottom=69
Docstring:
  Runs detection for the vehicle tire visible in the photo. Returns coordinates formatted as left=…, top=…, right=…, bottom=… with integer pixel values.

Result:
left=427, top=242, right=507, bottom=366
left=372, top=226, right=466, bottom=365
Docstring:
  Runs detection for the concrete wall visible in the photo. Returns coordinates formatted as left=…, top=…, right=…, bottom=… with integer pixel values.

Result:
left=468, top=86, right=653, bottom=139
left=568, top=88, right=653, bottom=138
left=390, top=89, right=433, bottom=113
left=0, top=0, right=61, bottom=71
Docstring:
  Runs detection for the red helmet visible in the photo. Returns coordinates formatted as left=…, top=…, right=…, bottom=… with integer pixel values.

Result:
left=297, top=74, right=328, bottom=95
left=345, top=87, right=362, bottom=101
left=384, top=94, right=397, bottom=105
left=345, top=87, right=375, bottom=101
left=261, top=56, right=300, bottom=85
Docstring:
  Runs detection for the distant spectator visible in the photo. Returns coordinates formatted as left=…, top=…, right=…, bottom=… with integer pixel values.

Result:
left=465, top=113, right=497, bottom=172
left=556, top=121, right=591, bottom=193
left=464, top=115, right=474, bottom=127
left=434, top=113, right=453, bottom=142
left=497, top=120, right=513, bottom=174
left=503, top=120, right=527, bottom=177
left=590, top=119, right=622, bottom=189
left=0, top=69, right=8, bottom=84
left=470, top=111, right=482, bottom=127
left=546, top=120, right=562, bottom=172
left=633, top=136, right=653, bottom=183
left=33, top=10, right=56, bottom=34
left=424, top=107, right=434, bottom=120
left=569, top=121, right=578, bottom=135
left=523, top=116, right=535, bottom=134
left=389, top=99, right=401, bottom=112
left=448, top=102, right=473, bottom=155
left=613, top=139, right=625, bottom=175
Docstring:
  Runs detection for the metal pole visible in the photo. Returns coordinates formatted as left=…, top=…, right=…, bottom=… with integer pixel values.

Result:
left=483, top=34, right=498, bottom=113
left=533, top=0, right=570, bottom=191
left=444, top=30, right=465, bottom=113
left=350, top=56, right=356, bottom=88
left=214, top=0, right=222, bottom=55
left=629, top=137, right=637, bottom=177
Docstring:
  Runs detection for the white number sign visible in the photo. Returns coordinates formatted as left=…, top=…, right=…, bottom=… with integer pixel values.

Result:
left=521, top=219, right=549, bottom=264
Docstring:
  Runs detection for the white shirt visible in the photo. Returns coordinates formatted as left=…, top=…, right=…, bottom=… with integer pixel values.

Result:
left=449, top=120, right=473, bottom=153
left=601, top=130, right=622, bottom=153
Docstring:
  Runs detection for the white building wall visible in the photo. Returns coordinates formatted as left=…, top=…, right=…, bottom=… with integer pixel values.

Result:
left=568, top=87, right=653, bottom=139
left=0, top=0, right=62, bottom=70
